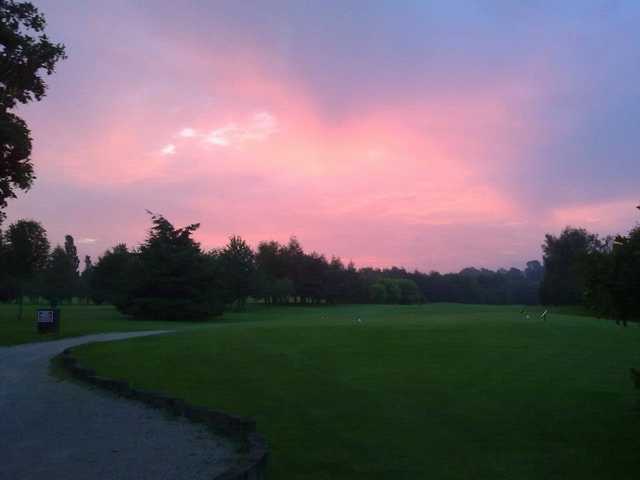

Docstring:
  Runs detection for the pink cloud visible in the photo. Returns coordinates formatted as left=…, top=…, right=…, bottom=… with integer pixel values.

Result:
left=9, top=21, right=623, bottom=272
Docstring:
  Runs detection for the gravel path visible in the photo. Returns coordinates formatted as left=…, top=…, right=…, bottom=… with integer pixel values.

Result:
left=0, top=332, right=236, bottom=480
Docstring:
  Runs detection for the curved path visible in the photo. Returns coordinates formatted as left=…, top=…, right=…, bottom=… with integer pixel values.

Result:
left=0, top=332, right=236, bottom=480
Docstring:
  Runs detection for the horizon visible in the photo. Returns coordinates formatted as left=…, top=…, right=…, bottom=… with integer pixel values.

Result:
left=5, top=0, right=640, bottom=272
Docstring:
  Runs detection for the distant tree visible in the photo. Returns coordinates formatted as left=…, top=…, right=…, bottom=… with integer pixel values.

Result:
left=325, top=257, right=347, bottom=304
left=64, top=235, right=79, bottom=272
left=90, top=244, right=132, bottom=305
left=41, top=243, right=78, bottom=306
left=0, top=226, right=16, bottom=301
left=383, top=279, right=402, bottom=304
left=584, top=226, right=640, bottom=323
left=584, top=240, right=615, bottom=318
left=218, top=235, right=255, bottom=309
left=524, top=260, right=544, bottom=283
left=118, top=213, right=224, bottom=320
left=0, top=1, right=66, bottom=223
left=540, top=227, right=602, bottom=305
left=272, top=277, right=294, bottom=304
left=343, top=261, right=366, bottom=303
left=369, top=282, right=387, bottom=303
left=281, top=237, right=304, bottom=301
left=254, top=241, right=283, bottom=303
left=607, top=227, right=640, bottom=321
left=78, top=255, right=93, bottom=303
left=297, top=252, right=327, bottom=304
left=396, top=278, right=422, bottom=304
left=2, top=219, right=49, bottom=317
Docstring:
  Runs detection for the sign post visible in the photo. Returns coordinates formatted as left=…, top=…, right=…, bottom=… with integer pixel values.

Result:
left=36, top=308, right=60, bottom=334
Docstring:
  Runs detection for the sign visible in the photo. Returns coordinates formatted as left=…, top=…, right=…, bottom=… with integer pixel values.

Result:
left=36, top=309, right=60, bottom=333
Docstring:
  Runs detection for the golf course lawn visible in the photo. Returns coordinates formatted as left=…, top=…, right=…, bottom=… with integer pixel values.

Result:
left=0, top=304, right=206, bottom=346
left=73, top=304, right=640, bottom=479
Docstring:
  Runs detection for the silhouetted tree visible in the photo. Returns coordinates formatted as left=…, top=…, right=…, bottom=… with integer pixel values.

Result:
left=78, top=255, right=93, bottom=303
left=64, top=235, right=79, bottom=272
left=524, top=260, right=544, bottom=283
left=0, top=226, right=16, bottom=301
left=540, top=227, right=602, bottom=305
left=41, top=243, right=78, bottom=306
left=218, top=235, right=255, bottom=309
left=0, top=1, right=66, bottom=222
left=583, top=211, right=640, bottom=322
left=117, top=213, right=224, bottom=320
left=90, top=244, right=132, bottom=305
left=2, top=219, right=49, bottom=317
left=369, top=282, right=387, bottom=303
left=254, top=240, right=290, bottom=304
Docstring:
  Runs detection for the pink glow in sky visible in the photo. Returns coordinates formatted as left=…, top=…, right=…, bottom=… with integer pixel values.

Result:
left=6, top=1, right=640, bottom=272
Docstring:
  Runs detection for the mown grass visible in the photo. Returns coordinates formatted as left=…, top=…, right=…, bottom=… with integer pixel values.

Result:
left=0, top=304, right=209, bottom=346
left=74, top=304, right=640, bottom=479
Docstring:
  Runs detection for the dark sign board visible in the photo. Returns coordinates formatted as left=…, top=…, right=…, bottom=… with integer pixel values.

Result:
left=36, top=309, right=60, bottom=333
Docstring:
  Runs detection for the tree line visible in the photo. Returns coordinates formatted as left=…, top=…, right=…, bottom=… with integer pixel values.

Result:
left=539, top=205, right=640, bottom=322
left=0, top=213, right=544, bottom=320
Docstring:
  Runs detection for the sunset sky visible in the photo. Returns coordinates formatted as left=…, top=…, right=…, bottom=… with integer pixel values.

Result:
left=6, top=0, right=640, bottom=272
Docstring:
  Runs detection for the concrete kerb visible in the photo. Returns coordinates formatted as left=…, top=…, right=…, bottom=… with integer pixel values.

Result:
left=58, top=347, right=269, bottom=480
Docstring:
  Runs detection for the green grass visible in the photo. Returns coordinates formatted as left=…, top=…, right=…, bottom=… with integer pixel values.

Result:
left=73, top=304, right=640, bottom=479
left=0, top=304, right=210, bottom=346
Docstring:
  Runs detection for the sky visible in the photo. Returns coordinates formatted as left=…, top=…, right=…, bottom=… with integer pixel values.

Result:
left=6, top=0, right=640, bottom=272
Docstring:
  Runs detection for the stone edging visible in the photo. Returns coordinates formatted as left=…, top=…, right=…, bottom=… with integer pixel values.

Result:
left=59, top=347, right=269, bottom=480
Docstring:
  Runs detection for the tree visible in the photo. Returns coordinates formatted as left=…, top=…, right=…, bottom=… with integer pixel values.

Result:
left=540, top=227, right=602, bottom=305
left=396, top=278, right=422, bottom=304
left=609, top=226, right=640, bottom=321
left=0, top=226, right=16, bottom=301
left=524, top=260, right=544, bottom=283
left=64, top=235, right=79, bottom=272
left=118, top=213, right=224, bottom=320
left=41, top=243, right=78, bottom=306
left=369, top=282, right=387, bottom=303
left=78, top=255, right=93, bottom=303
left=584, top=224, right=640, bottom=323
left=254, top=240, right=288, bottom=304
left=218, top=235, right=255, bottom=309
left=90, top=244, right=132, bottom=305
left=0, top=0, right=66, bottom=222
left=2, top=218, right=49, bottom=317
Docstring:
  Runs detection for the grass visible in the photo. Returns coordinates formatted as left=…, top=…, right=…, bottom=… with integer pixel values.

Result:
left=0, top=304, right=210, bottom=346
left=73, top=304, right=640, bottom=479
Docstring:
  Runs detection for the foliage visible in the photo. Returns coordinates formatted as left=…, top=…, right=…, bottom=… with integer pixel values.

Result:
left=0, top=227, right=17, bottom=301
left=1, top=213, right=546, bottom=313
left=0, top=112, right=32, bottom=222
left=0, top=218, right=48, bottom=317
left=217, top=235, right=255, bottom=308
left=40, top=237, right=79, bottom=306
left=77, top=255, right=93, bottom=301
left=368, top=278, right=422, bottom=304
left=0, top=0, right=66, bottom=222
left=2, top=218, right=49, bottom=283
left=584, top=224, right=640, bottom=321
left=89, top=244, right=132, bottom=305
left=542, top=205, right=640, bottom=321
left=540, top=227, right=604, bottom=305
left=115, top=213, right=224, bottom=321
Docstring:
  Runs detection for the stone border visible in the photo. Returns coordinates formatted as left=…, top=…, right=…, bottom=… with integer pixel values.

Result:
left=59, top=348, right=269, bottom=480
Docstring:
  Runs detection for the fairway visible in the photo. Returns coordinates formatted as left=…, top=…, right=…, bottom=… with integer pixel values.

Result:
left=73, top=304, right=640, bottom=479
